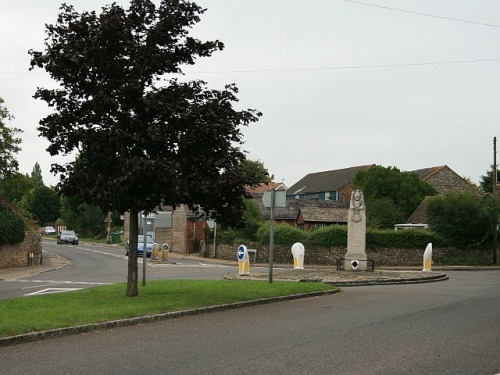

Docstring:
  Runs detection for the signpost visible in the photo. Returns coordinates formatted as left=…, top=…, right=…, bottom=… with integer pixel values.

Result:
left=262, top=188, right=287, bottom=283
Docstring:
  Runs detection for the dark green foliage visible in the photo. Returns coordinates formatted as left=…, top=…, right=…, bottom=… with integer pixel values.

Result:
left=479, top=166, right=499, bottom=193
left=307, top=225, right=347, bottom=247
left=366, top=198, right=405, bottom=229
left=257, top=223, right=309, bottom=245
left=366, top=228, right=443, bottom=249
left=19, top=186, right=60, bottom=225
left=30, top=1, right=262, bottom=296
left=352, top=165, right=437, bottom=227
left=60, top=196, right=106, bottom=237
left=0, top=210, right=25, bottom=245
left=426, top=191, right=499, bottom=249
left=0, top=97, right=22, bottom=179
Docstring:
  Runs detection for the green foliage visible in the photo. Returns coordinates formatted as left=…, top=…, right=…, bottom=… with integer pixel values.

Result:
left=352, top=165, right=437, bottom=227
left=0, top=173, right=33, bottom=205
left=19, top=186, right=60, bottom=225
left=307, top=225, right=347, bottom=247
left=242, top=159, right=272, bottom=184
left=257, top=223, right=309, bottom=245
left=479, top=165, right=500, bottom=193
left=60, top=196, right=106, bottom=237
left=426, top=191, right=499, bottom=249
left=366, top=228, right=442, bottom=249
left=0, top=97, right=23, bottom=179
left=0, top=209, right=25, bottom=245
left=366, top=198, right=405, bottom=229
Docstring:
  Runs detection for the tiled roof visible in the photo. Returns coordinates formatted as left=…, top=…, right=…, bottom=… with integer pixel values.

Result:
left=410, top=166, right=446, bottom=181
left=406, top=196, right=432, bottom=224
left=246, top=182, right=287, bottom=194
left=287, top=165, right=374, bottom=195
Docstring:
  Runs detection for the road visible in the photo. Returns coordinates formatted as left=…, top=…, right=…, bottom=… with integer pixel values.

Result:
left=0, top=241, right=242, bottom=299
left=1, top=269, right=499, bottom=374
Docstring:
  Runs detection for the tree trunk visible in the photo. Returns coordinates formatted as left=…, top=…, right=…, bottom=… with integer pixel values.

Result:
left=126, top=209, right=139, bottom=297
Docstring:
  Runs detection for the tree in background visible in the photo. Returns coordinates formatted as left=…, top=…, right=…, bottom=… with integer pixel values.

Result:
left=352, top=165, right=437, bottom=228
left=479, top=166, right=500, bottom=193
left=0, top=173, right=33, bottom=205
left=60, top=196, right=106, bottom=237
left=426, top=191, right=499, bottom=250
left=0, top=97, right=22, bottom=179
left=242, top=159, right=272, bottom=184
left=19, top=185, right=61, bottom=226
left=30, top=162, right=44, bottom=187
left=30, top=1, right=261, bottom=296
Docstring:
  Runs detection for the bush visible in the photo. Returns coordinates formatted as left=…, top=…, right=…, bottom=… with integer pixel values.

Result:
left=0, top=210, right=25, bottom=245
left=307, top=225, right=347, bottom=247
left=257, top=223, right=309, bottom=245
left=366, top=229, right=443, bottom=249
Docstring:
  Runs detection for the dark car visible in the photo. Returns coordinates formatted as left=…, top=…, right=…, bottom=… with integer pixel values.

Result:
left=57, top=230, right=79, bottom=245
left=125, top=235, right=154, bottom=257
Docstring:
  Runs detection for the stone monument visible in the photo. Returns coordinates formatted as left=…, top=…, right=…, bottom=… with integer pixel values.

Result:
left=344, top=189, right=368, bottom=271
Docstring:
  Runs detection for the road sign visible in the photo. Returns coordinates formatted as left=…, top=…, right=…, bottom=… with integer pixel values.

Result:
left=237, top=245, right=246, bottom=261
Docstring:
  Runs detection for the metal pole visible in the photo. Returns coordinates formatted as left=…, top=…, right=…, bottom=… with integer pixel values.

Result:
left=268, top=189, right=275, bottom=283
left=142, top=214, right=147, bottom=286
left=493, top=137, right=497, bottom=265
left=213, top=221, right=217, bottom=257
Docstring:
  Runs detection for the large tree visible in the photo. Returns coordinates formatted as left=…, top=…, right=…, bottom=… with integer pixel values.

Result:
left=352, top=165, right=437, bottom=228
left=0, top=97, right=22, bottom=179
left=30, top=1, right=261, bottom=296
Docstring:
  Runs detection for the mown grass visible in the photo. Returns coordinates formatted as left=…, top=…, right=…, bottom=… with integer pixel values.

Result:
left=0, top=280, right=335, bottom=338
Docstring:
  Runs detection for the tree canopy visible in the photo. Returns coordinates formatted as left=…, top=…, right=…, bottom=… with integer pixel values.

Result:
left=0, top=97, right=22, bottom=179
left=426, top=191, right=499, bottom=249
left=30, top=0, right=262, bottom=296
left=479, top=166, right=500, bottom=193
left=352, top=165, right=437, bottom=228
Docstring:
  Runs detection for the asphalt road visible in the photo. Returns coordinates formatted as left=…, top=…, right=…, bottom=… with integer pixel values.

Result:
left=0, top=241, right=243, bottom=299
left=1, top=270, right=499, bottom=374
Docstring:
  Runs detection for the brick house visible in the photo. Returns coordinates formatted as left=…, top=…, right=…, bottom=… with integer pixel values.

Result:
left=405, top=165, right=479, bottom=225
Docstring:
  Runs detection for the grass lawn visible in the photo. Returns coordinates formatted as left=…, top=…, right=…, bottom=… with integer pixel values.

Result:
left=0, top=280, right=336, bottom=338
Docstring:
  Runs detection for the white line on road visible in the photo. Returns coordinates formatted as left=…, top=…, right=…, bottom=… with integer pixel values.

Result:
left=25, top=288, right=83, bottom=296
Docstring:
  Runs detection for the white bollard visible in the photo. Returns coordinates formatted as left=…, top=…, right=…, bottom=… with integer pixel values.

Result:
left=291, top=242, right=305, bottom=270
left=422, top=243, right=432, bottom=272
left=237, top=244, right=250, bottom=276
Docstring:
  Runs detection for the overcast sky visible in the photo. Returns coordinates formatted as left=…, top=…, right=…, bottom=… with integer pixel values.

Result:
left=1, top=0, right=499, bottom=188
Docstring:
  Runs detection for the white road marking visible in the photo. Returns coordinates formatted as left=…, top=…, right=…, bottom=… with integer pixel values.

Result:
left=25, top=288, right=83, bottom=296
left=6, top=279, right=111, bottom=285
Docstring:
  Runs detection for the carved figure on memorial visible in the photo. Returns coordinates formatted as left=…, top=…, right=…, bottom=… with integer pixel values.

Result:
left=350, top=189, right=365, bottom=223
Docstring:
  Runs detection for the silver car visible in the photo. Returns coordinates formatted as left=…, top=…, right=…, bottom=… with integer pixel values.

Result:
left=57, top=230, right=79, bottom=245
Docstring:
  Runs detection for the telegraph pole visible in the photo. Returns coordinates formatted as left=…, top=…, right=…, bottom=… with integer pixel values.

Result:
left=493, top=137, right=498, bottom=264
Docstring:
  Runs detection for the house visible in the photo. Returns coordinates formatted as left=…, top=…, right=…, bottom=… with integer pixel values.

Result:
left=410, top=165, right=477, bottom=195
left=404, top=165, right=479, bottom=226
left=286, top=165, right=374, bottom=203
left=251, top=187, right=349, bottom=229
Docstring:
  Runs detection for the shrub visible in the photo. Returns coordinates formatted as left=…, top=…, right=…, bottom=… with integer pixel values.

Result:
left=366, top=229, right=443, bottom=249
left=0, top=210, right=25, bottom=245
left=257, top=223, right=309, bottom=245
left=307, top=225, right=347, bottom=247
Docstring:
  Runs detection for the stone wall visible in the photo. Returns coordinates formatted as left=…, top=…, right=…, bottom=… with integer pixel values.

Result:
left=0, top=232, right=43, bottom=269
left=428, top=167, right=476, bottom=194
left=211, top=243, right=492, bottom=267
left=171, top=205, right=187, bottom=253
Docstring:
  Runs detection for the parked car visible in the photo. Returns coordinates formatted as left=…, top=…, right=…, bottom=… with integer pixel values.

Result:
left=57, top=230, right=79, bottom=245
left=125, top=235, right=154, bottom=257
left=43, top=226, right=57, bottom=235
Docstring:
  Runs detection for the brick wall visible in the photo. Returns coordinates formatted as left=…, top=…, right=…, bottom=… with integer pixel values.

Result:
left=211, top=243, right=492, bottom=267
left=427, top=167, right=477, bottom=194
left=0, top=232, right=43, bottom=269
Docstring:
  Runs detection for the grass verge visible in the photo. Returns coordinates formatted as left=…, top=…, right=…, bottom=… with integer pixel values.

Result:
left=0, top=280, right=336, bottom=338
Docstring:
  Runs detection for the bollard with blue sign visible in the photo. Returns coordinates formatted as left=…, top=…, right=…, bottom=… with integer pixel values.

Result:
left=237, top=244, right=250, bottom=276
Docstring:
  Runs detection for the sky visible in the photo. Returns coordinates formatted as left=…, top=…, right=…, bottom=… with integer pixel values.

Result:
left=1, top=0, right=499, bottom=188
